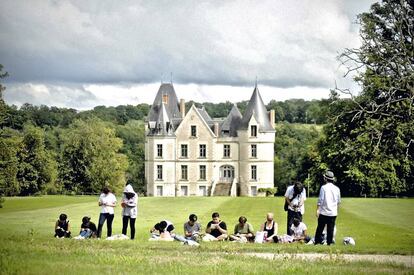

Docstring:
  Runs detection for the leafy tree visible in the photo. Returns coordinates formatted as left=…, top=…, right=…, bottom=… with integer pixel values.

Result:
left=315, top=0, right=414, bottom=197
left=0, top=64, right=9, bottom=206
left=274, top=123, right=321, bottom=194
left=116, top=120, right=146, bottom=194
left=16, top=124, right=58, bottom=195
left=59, top=118, right=128, bottom=194
left=0, top=128, right=22, bottom=198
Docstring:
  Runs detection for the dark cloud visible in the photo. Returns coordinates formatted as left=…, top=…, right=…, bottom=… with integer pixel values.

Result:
left=0, top=0, right=375, bottom=89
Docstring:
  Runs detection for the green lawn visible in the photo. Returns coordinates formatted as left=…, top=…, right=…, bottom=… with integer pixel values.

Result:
left=0, top=196, right=413, bottom=274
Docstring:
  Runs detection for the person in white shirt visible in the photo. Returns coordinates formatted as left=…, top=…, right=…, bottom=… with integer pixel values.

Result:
left=97, top=186, right=117, bottom=238
left=121, top=184, right=138, bottom=240
left=314, top=170, right=341, bottom=245
left=284, top=181, right=306, bottom=235
left=290, top=218, right=311, bottom=243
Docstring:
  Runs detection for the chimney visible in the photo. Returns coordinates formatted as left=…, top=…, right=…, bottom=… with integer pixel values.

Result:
left=269, top=109, right=275, bottom=128
left=180, top=99, right=185, bottom=118
left=214, top=122, right=219, bottom=136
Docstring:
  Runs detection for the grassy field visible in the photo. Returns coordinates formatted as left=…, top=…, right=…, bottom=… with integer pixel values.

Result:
left=0, top=196, right=413, bottom=274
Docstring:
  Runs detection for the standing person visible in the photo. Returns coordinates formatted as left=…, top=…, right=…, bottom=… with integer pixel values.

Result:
left=97, top=186, right=117, bottom=238
left=285, top=181, right=306, bottom=235
left=54, top=213, right=71, bottom=238
left=203, top=212, right=228, bottom=241
left=314, top=170, right=341, bottom=245
left=121, top=184, right=138, bottom=240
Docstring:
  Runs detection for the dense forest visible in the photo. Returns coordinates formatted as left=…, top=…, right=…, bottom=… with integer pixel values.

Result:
left=0, top=91, right=326, bottom=196
left=0, top=0, right=413, bottom=203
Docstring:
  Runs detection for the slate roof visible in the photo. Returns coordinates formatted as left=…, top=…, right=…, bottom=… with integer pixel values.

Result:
left=146, top=83, right=274, bottom=136
left=221, top=104, right=242, bottom=137
left=157, top=103, right=173, bottom=135
left=240, top=86, right=275, bottom=132
left=147, top=83, right=182, bottom=122
left=197, top=107, right=213, bottom=125
left=147, top=83, right=181, bottom=136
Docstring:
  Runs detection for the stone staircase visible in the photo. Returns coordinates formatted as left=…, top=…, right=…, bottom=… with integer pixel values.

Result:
left=213, top=182, right=231, bottom=196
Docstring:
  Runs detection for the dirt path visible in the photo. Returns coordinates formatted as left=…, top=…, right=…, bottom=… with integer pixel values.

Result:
left=243, top=252, right=414, bottom=268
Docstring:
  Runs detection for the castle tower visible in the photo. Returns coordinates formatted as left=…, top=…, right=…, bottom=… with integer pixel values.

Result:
left=145, top=83, right=180, bottom=196
left=237, top=85, right=276, bottom=196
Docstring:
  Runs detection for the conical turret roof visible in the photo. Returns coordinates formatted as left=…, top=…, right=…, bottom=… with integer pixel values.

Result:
left=221, top=104, right=242, bottom=136
left=151, top=103, right=174, bottom=136
left=147, top=83, right=181, bottom=122
left=240, top=86, right=274, bottom=132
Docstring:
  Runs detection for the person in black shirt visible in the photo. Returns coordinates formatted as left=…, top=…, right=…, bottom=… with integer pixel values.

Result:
left=203, top=212, right=227, bottom=241
left=74, top=216, right=97, bottom=239
left=54, top=213, right=71, bottom=238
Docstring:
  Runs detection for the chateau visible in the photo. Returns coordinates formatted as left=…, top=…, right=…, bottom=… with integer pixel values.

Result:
left=145, top=83, right=275, bottom=196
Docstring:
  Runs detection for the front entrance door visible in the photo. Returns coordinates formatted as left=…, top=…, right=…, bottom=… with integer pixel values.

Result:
left=220, top=165, right=234, bottom=183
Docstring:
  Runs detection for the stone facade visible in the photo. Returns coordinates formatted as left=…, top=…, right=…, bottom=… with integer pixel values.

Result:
left=145, top=83, right=275, bottom=196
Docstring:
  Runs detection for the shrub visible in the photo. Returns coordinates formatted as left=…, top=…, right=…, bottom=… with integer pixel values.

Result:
left=258, top=187, right=277, bottom=196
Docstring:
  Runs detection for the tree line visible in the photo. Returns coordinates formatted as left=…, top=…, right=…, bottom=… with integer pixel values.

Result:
left=0, top=95, right=327, bottom=197
left=186, top=98, right=329, bottom=124
left=0, top=0, right=413, bottom=203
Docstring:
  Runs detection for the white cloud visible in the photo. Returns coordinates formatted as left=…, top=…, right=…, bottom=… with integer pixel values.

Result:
left=1, top=0, right=374, bottom=108
left=0, top=0, right=374, bottom=87
left=4, top=82, right=331, bottom=110
left=4, top=83, right=97, bottom=109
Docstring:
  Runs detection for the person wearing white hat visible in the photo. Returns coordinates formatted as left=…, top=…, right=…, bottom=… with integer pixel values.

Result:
left=314, top=170, right=341, bottom=245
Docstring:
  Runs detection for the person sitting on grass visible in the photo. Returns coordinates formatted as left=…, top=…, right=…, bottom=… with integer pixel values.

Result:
left=272, top=234, right=294, bottom=244
left=149, top=220, right=175, bottom=241
left=173, top=214, right=202, bottom=245
left=54, top=213, right=71, bottom=238
left=229, top=216, right=254, bottom=243
left=203, top=212, right=228, bottom=241
left=74, top=216, right=97, bottom=239
left=260, top=213, right=278, bottom=243
left=183, top=214, right=202, bottom=242
left=290, top=218, right=311, bottom=243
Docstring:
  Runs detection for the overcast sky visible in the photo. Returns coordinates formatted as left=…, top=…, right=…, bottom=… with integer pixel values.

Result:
left=0, top=0, right=375, bottom=110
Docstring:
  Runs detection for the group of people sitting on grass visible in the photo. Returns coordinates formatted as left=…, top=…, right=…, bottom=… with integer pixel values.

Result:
left=55, top=170, right=341, bottom=246
left=147, top=211, right=316, bottom=245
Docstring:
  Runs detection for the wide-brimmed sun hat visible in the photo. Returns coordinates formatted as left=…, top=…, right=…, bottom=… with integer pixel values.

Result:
left=323, top=170, right=335, bottom=181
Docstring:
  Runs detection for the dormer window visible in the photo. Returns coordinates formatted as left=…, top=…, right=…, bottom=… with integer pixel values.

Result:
left=191, top=125, right=197, bottom=137
left=251, top=125, right=257, bottom=137
left=166, top=122, right=172, bottom=133
left=162, top=94, right=169, bottom=104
